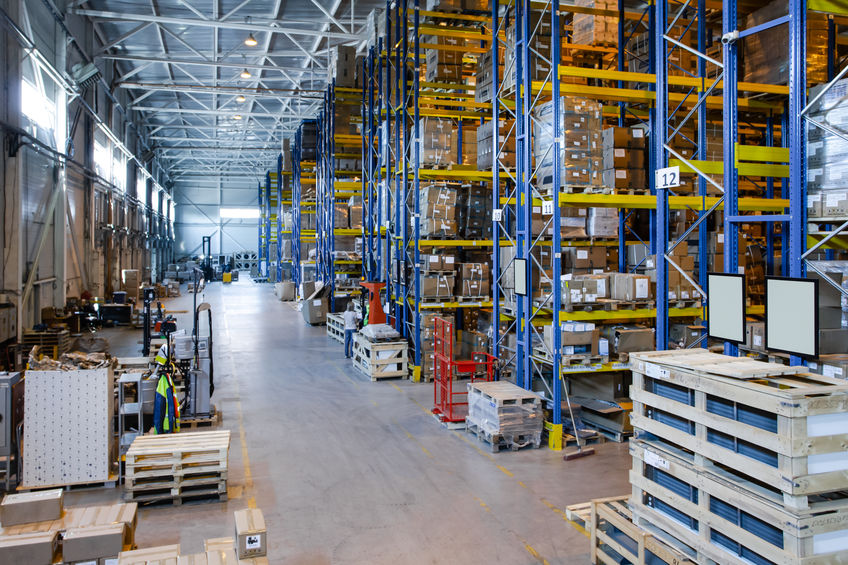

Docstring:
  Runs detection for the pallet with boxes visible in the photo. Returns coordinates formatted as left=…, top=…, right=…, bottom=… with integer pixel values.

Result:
left=465, top=381, right=544, bottom=452
left=626, top=348, right=848, bottom=565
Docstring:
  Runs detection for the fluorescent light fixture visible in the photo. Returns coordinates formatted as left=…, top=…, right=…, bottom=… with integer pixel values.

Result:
left=220, top=207, right=260, bottom=219
left=244, top=33, right=258, bottom=47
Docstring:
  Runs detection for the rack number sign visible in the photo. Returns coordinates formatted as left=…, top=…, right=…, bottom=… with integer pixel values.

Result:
left=542, top=200, right=554, bottom=215
left=655, top=166, right=681, bottom=189
left=492, top=208, right=503, bottom=222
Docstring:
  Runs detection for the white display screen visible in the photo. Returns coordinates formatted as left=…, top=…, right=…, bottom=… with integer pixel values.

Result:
left=514, top=258, right=527, bottom=297
left=766, top=277, right=818, bottom=357
left=707, top=273, right=745, bottom=343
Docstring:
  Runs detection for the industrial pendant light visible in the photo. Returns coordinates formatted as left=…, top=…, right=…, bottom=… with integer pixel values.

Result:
left=236, top=94, right=246, bottom=102
left=244, top=33, right=258, bottom=47
left=240, top=68, right=251, bottom=79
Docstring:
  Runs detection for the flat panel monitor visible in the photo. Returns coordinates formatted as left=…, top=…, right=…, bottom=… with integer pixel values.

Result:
left=707, top=273, right=745, bottom=343
left=765, top=277, right=818, bottom=357
left=514, top=258, right=527, bottom=297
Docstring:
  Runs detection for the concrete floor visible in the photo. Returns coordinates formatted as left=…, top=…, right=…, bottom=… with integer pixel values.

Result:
left=67, top=277, right=632, bottom=564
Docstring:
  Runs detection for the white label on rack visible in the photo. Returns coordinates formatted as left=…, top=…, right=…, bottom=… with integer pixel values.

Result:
left=542, top=201, right=554, bottom=215
left=718, top=233, right=724, bottom=244
left=577, top=250, right=588, bottom=259
left=753, top=335, right=762, bottom=347
left=615, top=169, right=627, bottom=179
left=644, top=364, right=669, bottom=380
left=823, top=365, right=844, bottom=378
left=313, top=299, right=322, bottom=306
left=644, top=449, right=670, bottom=470
left=655, top=166, right=681, bottom=189
left=445, top=256, right=454, bottom=264
left=492, top=208, right=503, bottom=222
left=632, top=128, right=644, bottom=138
left=614, top=148, right=626, bottom=158
left=246, top=535, right=262, bottom=550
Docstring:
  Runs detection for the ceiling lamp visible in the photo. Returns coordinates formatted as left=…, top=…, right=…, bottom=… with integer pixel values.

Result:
left=240, top=68, right=251, bottom=79
left=244, top=33, right=258, bottom=47
left=234, top=114, right=243, bottom=120
left=236, top=95, right=246, bottom=102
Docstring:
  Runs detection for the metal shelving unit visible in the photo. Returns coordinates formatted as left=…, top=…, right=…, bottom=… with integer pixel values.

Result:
left=292, top=120, right=318, bottom=292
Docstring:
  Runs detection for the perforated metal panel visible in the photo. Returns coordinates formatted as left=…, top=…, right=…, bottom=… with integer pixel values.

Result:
left=23, top=368, right=114, bottom=486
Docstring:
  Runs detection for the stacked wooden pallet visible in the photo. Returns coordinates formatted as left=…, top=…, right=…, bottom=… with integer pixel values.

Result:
left=627, top=348, right=848, bottom=565
left=326, top=313, right=344, bottom=344
left=124, top=431, right=230, bottom=506
left=21, top=329, right=71, bottom=358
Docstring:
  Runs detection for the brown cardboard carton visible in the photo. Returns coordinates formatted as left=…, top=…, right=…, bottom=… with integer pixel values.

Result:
left=234, top=509, right=266, bottom=559
left=611, top=273, right=651, bottom=301
left=206, top=549, right=239, bottom=565
left=0, top=489, right=63, bottom=526
left=419, top=275, right=455, bottom=298
left=65, top=502, right=138, bottom=547
left=459, top=263, right=489, bottom=280
left=602, top=126, right=647, bottom=149
left=63, top=523, right=125, bottom=563
left=746, top=321, right=766, bottom=352
left=118, top=544, right=180, bottom=564
left=0, top=531, right=58, bottom=565
left=204, top=538, right=235, bottom=553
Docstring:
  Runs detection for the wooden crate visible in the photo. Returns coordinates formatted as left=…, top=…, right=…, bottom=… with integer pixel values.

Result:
left=124, top=431, right=230, bottom=505
left=326, top=313, right=344, bottom=344
left=566, top=496, right=696, bottom=565
left=351, top=334, right=407, bottom=380
left=629, top=349, right=848, bottom=508
left=629, top=438, right=848, bottom=565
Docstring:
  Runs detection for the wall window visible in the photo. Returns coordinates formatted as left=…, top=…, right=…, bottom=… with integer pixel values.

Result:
left=151, top=185, right=160, bottom=214
left=220, top=207, right=260, bottom=219
left=136, top=169, right=147, bottom=207
left=93, top=130, right=110, bottom=181
left=21, top=79, right=55, bottom=132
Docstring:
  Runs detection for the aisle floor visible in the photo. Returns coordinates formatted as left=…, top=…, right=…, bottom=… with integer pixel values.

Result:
left=68, top=278, right=632, bottom=564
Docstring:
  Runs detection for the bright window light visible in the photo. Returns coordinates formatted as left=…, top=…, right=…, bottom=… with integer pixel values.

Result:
left=21, top=80, right=55, bottom=131
left=94, top=131, right=110, bottom=181
left=220, top=207, right=260, bottom=219
left=136, top=169, right=147, bottom=207
left=151, top=186, right=160, bottom=213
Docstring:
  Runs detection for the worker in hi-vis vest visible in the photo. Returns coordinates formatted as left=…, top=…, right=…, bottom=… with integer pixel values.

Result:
left=153, top=344, right=180, bottom=434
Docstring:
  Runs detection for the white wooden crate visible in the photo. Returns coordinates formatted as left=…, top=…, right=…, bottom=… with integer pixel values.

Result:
left=327, top=313, right=344, bottom=344
left=352, top=334, right=407, bottom=380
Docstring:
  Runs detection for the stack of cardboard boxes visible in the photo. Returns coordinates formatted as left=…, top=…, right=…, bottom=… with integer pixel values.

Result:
left=458, top=183, right=492, bottom=239
left=418, top=118, right=455, bottom=167
left=601, top=126, right=647, bottom=193
left=456, top=263, right=489, bottom=298
left=0, top=490, right=138, bottom=565
left=533, top=97, right=603, bottom=193
left=418, top=183, right=458, bottom=237
left=121, top=269, right=140, bottom=303
left=571, top=0, right=618, bottom=46
left=476, top=118, right=516, bottom=170
left=807, top=79, right=848, bottom=220
left=330, top=45, right=357, bottom=88
left=424, top=35, right=463, bottom=82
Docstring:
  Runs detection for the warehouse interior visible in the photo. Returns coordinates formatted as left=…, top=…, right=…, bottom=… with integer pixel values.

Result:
left=2, top=0, right=848, bottom=564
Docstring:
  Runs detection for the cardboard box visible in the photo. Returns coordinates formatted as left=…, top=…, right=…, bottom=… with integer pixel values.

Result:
left=746, top=321, right=766, bottom=352
left=204, top=538, right=235, bottom=553
left=0, top=489, right=63, bottom=526
left=205, top=549, right=239, bottom=565
left=0, top=531, right=58, bottom=565
left=118, top=544, right=180, bottom=564
left=63, top=523, right=125, bottom=563
left=815, top=354, right=848, bottom=379
left=611, top=273, right=651, bottom=301
left=234, top=508, right=267, bottom=559
left=419, top=274, right=455, bottom=298
left=602, top=126, right=647, bottom=149
left=602, top=326, right=655, bottom=354
left=565, top=247, right=606, bottom=269
left=819, top=328, right=848, bottom=355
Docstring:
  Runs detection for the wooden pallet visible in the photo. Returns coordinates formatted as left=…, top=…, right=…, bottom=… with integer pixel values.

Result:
left=599, top=298, right=656, bottom=311
left=326, top=313, right=344, bottom=344
left=561, top=301, right=615, bottom=313
left=352, top=334, right=408, bottom=380
left=124, top=431, right=230, bottom=505
left=629, top=349, right=848, bottom=508
left=465, top=421, right=542, bottom=453
left=630, top=438, right=848, bottom=565
left=17, top=475, right=119, bottom=493
left=566, top=496, right=697, bottom=565
left=179, top=406, right=222, bottom=430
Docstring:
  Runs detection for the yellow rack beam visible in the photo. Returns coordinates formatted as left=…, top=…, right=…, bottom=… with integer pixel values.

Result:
left=556, top=306, right=702, bottom=322
left=500, top=193, right=789, bottom=212
left=334, top=229, right=361, bottom=236
left=671, top=159, right=790, bottom=178
left=417, top=9, right=491, bottom=23
left=558, top=65, right=790, bottom=96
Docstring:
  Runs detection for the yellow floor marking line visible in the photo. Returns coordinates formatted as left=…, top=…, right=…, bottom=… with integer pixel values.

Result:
left=541, top=498, right=590, bottom=538
left=496, top=465, right=514, bottom=477
left=452, top=430, right=495, bottom=461
left=223, top=313, right=255, bottom=509
left=470, top=493, right=550, bottom=565
left=473, top=496, right=491, bottom=512
left=524, top=543, right=550, bottom=565
left=517, top=481, right=527, bottom=488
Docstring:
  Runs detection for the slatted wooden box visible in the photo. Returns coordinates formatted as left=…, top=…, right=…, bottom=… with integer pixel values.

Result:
left=629, top=349, right=848, bottom=509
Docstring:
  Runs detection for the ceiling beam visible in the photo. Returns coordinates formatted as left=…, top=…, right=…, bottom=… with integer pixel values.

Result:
left=131, top=106, right=304, bottom=118
left=118, top=82, right=324, bottom=98
left=71, top=9, right=363, bottom=41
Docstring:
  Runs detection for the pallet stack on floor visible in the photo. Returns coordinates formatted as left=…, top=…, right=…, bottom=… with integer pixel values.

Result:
left=124, top=431, right=231, bottom=506
left=574, top=348, right=848, bottom=565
